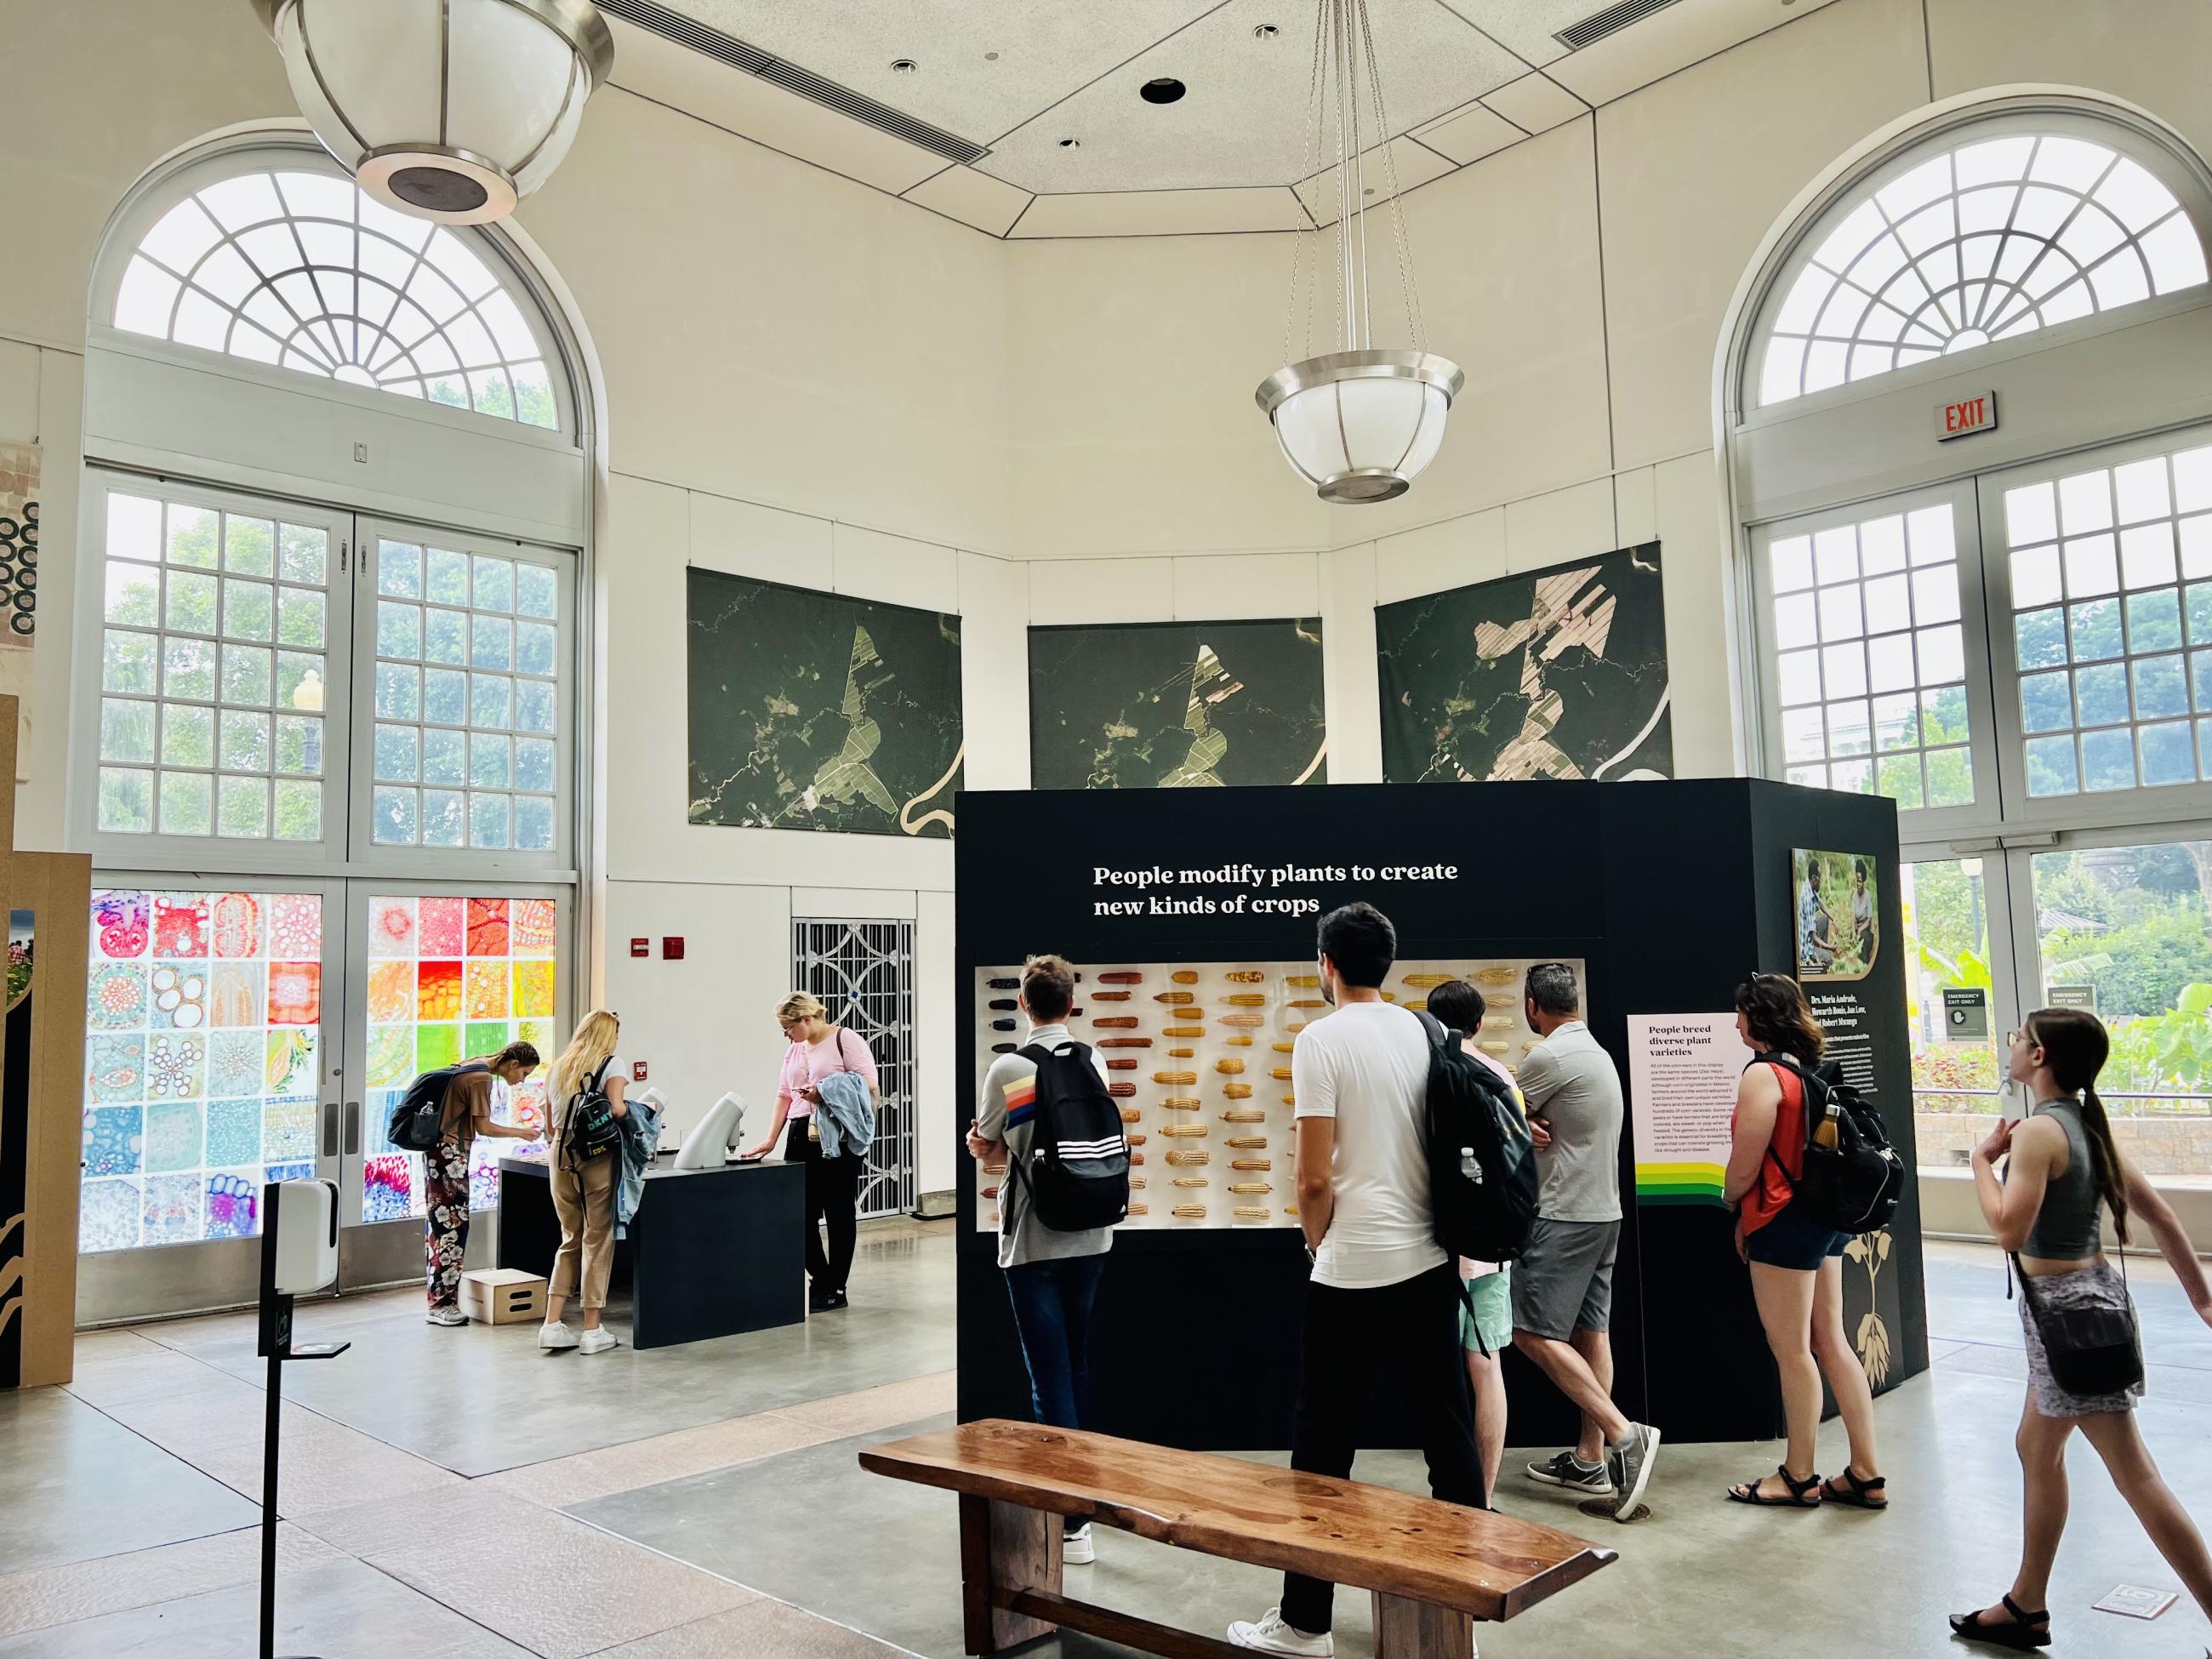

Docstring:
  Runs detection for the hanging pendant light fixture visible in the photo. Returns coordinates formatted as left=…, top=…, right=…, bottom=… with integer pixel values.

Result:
left=250, top=0, right=614, bottom=225
left=1257, top=0, right=1462, bottom=505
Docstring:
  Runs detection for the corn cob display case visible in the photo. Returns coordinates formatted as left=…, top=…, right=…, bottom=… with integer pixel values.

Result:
left=954, top=779, right=1921, bottom=1451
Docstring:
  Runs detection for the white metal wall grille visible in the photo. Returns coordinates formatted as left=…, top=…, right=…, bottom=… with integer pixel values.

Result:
left=792, top=918, right=917, bottom=1219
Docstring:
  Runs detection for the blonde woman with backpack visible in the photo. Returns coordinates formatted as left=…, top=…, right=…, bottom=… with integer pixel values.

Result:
left=539, top=1010, right=630, bottom=1354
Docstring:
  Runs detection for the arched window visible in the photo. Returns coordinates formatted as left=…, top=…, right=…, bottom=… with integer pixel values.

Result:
left=111, top=166, right=562, bottom=430
left=1753, top=122, right=2209, bottom=407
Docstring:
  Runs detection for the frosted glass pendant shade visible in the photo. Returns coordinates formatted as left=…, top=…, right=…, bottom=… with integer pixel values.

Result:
left=253, top=0, right=613, bottom=225
left=1256, top=351, right=1464, bottom=505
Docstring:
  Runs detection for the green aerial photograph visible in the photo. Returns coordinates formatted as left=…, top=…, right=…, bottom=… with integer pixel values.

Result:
left=687, top=569, right=964, bottom=837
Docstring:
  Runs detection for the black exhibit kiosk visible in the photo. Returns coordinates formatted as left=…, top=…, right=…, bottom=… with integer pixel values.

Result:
left=954, top=780, right=1927, bottom=1451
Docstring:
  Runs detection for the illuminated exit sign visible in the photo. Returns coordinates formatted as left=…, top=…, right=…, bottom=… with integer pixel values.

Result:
left=1936, top=390, right=1998, bottom=442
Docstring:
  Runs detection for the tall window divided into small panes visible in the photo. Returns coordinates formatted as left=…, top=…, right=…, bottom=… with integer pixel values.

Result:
left=75, top=141, right=585, bottom=1283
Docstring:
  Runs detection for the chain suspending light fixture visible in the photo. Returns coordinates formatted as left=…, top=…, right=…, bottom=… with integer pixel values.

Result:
left=250, top=0, right=613, bottom=225
left=1257, top=0, right=1462, bottom=504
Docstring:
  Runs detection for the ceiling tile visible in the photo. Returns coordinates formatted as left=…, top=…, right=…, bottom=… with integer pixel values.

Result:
left=903, top=166, right=1032, bottom=237
left=1294, top=136, right=1461, bottom=229
left=1433, top=0, right=1593, bottom=67
left=1481, top=71, right=1589, bottom=134
left=658, top=1, right=1214, bottom=146
left=979, top=0, right=1531, bottom=194
left=1543, top=0, right=1841, bottom=107
left=1008, top=188, right=1310, bottom=239
left=603, top=15, right=949, bottom=195
left=1414, top=100, right=1528, bottom=165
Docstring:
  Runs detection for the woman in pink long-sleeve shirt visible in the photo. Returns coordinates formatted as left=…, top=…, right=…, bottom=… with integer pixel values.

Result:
left=747, top=991, right=880, bottom=1311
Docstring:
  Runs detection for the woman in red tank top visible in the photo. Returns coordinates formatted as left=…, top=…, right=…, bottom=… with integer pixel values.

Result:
left=1718, top=973, right=1886, bottom=1511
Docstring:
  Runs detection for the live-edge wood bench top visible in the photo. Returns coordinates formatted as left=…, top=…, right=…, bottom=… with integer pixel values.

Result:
left=860, top=1419, right=1616, bottom=1622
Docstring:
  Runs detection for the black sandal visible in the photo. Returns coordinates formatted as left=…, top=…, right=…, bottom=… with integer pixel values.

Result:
left=1821, top=1468, right=1888, bottom=1509
left=1948, top=1594, right=2051, bottom=1650
left=1725, top=1464, right=1821, bottom=1507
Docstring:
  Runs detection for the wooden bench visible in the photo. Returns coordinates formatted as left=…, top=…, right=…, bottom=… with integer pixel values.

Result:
left=860, top=1418, right=1616, bottom=1659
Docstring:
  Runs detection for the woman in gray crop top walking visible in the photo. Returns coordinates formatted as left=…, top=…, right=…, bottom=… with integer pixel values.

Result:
left=1950, top=1007, right=2212, bottom=1653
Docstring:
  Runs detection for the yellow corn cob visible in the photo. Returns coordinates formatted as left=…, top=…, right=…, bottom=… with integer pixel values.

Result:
left=1283, top=1205, right=1299, bottom=1217
left=1286, top=975, right=1320, bottom=988
left=1225, top=1136, right=1268, bottom=1149
left=1166, top=1149, right=1210, bottom=1167
left=1091, top=990, right=1132, bottom=1001
left=1224, top=993, right=1268, bottom=1006
left=1161, top=1097, right=1200, bottom=1110
left=1215, top=1058, right=1246, bottom=1075
left=1271, top=1068, right=1293, bottom=1080
left=1120, top=1108, right=1142, bottom=1123
left=1402, top=973, right=1454, bottom=988
left=1405, top=1000, right=1428, bottom=1012
left=1160, top=1122, right=1208, bottom=1137
left=1286, top=1022, right=1308, bottom=1034
left=1168, top=1046, right=1194, bottom=1058
left=1225, top=1035, right=1253, bottom=1047
left=1481, top=1040, right=1510, bottom=1055
left=1226, top=971, right=1266, bottom=983
left=1474, top=966, right=1518, bottom=986
left=1382, top=992, right=1397, bottom=1002
left=1282, top=1093, right=1296, bottom=1106
left=1154, top=991, right=1196, bottom=1006
left=1484, top=992, right=1517, bottom=1009
left=1223, top=1083, right=1254, bottom=1100
left=1222, top=1108, right=1266, bottom=1123
left=1289, top=999, right=1326, bottom=1009
left=1172, top=970, right=1200, bottom=985
left=1220, top=1014, right=1265, bottom=1028
left=1126, top=1133, right=1147, bottom=1146
left=1229, top=1182, right=1272, bottom=1194
left=1274, top=1041, right=1295, bottom=1053
left=1164, top=1025, right=1205, bottom=1038
left=1153, top=1071, right=1197, bottom=1086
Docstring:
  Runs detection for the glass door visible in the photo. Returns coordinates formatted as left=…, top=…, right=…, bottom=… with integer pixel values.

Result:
left=334, top=881, right=570, bottom=1291
left=1901, top=852, right=2021, bottom=1173
left=77, top=875, right=347, bottom=1314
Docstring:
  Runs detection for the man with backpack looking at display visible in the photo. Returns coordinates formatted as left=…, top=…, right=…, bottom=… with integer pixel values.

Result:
left=1228, top=904, right=1488, bottom=1659
left=1509, top=962, right=1662, bottom=1519
left=966, top=953, right=1128, bottom=1569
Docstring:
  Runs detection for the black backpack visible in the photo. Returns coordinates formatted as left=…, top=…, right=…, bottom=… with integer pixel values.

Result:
left=561, top=1057, right=621, bottom=1172
left=1416, top=1012, right=1541, bottom=1268
left=1008, top=1040, right=1130, bottom=1231
left=386, top=1061, right=487, bottom=1151
left=1761, top=1052, right=1905, bottom=1234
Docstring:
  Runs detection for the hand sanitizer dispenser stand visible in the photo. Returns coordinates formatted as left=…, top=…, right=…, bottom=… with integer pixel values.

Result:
left=257, top=1179, right=351, bottom=1659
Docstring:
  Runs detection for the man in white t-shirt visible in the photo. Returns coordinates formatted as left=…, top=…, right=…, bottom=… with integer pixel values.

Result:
left=1229, top=904, right=1484, bottom=1659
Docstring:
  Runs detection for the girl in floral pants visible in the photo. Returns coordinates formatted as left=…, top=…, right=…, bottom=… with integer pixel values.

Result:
left=425, top=1135, right=473, bottom=1314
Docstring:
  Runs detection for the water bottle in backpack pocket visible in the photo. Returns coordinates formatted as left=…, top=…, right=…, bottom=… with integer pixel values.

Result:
left=1764, top=1053, right=1906, bottom=1234
left=1417, top=1012, right=1541, bottom=1266
left=1009, top=1040, right=1131, bottom=1231
left=386, top=1061, right=488, bottom=1151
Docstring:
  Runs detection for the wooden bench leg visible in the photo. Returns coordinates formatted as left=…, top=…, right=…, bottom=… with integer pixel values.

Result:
left=958, top=1494, right=1062, bottom=1655
left=1372, top=1591, right=1473, bottom=1659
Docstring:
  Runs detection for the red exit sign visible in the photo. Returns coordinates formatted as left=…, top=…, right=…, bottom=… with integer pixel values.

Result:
left=1936, top=390, right=1998, bottom=442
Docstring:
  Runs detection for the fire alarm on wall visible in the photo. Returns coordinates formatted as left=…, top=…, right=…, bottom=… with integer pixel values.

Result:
left=662, top=937, right=685, bottom=961
left=632, top=1061, right=647, bottom=1082
left=629, top=938, right=648, bottom=957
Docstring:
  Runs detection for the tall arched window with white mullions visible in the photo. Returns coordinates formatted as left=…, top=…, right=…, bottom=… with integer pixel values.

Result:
left=111, top=167, right=564, bottom=430
left=1752, top=120, right=2210, bottom=408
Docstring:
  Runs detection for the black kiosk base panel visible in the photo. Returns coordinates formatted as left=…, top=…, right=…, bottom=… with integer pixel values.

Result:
left=953, top=779, right=1929, bottom=1454
left=498, top=1154, right=807, bottom=1348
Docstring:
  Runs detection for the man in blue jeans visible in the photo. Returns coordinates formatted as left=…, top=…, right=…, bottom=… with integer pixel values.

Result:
left=966, top=952, right=1115, bottom=1565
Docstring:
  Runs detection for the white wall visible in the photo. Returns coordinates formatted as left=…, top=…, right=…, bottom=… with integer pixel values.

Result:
left=15, top=0, right=2212, bottom=1208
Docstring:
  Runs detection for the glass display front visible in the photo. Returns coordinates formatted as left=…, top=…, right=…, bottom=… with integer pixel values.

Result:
left=972, top=957, right=1576, bottom=1232
left=361, top=893, right=556, bottom=1218
left=80, top=887, right=323, bottom=1250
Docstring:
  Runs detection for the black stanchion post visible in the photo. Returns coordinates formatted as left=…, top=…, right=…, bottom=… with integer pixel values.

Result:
left=256, top=1179, right=349, bottom=1659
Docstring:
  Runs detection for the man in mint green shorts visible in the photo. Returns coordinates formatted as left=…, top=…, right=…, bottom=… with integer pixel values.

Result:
left=1426, top=978, right=1515, bottom=1506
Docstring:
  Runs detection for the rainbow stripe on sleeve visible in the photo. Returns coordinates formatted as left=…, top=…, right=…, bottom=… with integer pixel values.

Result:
left=1004, top=1075, right=1037, bottom=1128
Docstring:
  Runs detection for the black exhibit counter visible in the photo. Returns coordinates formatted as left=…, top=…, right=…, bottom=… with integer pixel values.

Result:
left=954, top=779, right=1927, bottom=1451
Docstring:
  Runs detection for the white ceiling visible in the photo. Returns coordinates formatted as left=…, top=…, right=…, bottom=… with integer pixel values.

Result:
left=613, top=0, right=1840, bottom=238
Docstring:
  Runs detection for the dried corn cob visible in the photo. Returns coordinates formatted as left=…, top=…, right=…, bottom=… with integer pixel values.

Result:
left=1225, top=1136, right=1268, bottom=1149
left=1161, top=1097, right=1201, bottom=1110
left=1481, top=1040, right=1510, bottom=1055
left=1127, top=1204, right=1149, bottom=1217
left=1153, top=1071, right=1197, bottom=1086
left=983, top=1163, right=1006, bottom=1176
left=1223, top=1083, right=1254, bottom=1100
left=1405, top=1001, right=1428, bottom=1012
left=1172, top=970, right=1200, bottom=985
left=1120, top=1108, right=1142, bottom=1123
left=1164, top=1025, right=1205, bottom=1038
left=1225, top=1035, right=1253, bottom=1047
left=1484, top=992, right=1517, bottom=1009
left=1289, top=999, right=1326, bottom=1009
left=992, top=1044, right=1016, bottom=1054
left=1129, top=1176, right=1147, bottom=1190
left=1166, top=1149, right=1210, bottom=1167
left=1172, top=1205, right=1206, bottom=1219
left=1154, top=991, right=1196, bottom=1006
left=1222, top=1108, right=1266, bottom=1123
left=1093, top=1016, right=1139, bottom=1029
left=1402, top=973, right=1454, bottom=989
left=1107, top=1058, right=1138, bottom=1071
left=1109, top=1082, right=1136, bottom=1097
left=1231, top=1158, right=1273, bottom=1171
left=1286, top=1022, right=1309, bottom=1035
left=986, top=978, right=1019, bottom=990
left=1234, top=1206, right=1268, bottom=1220
left=1215, top=1058, right=1246, bottom=1075
left=982, top=1184, right=999, bottom=1199
left=1091, top=989, right=1132, bottom=1002
left=1282, top=1093, right=1297, bottom=1106
left=1220, top=1014, right=1265, bottom=1028
left=1227, top=971, right=1266, bottom=983
left=1224, top=993, right=1268, bottom=1007
left=1130, top=1151, right=1145, bottom=1165
left=1273, top=1042, right=1295, bottom=1053
left=1100, top=972, right=1144, bottom=984
left=1126, top=1133, right=1148, bottom=1146
left=1229, top=1182, right=1273, bottom=1194
left=1098, top=1038, right=1153, bottom=1048
left=1160, top=1122, right=1208, bottom=1137
left=1271, top=1067, right=1293, bottom=1080
left=1172, top=1177, right=1208, bottom=1189
left=1286, top=975, right=1320, bottom=988
left=1474, top=967, right=1518, bottom=986
left=1167, top=1047, right=1195, bottom=1059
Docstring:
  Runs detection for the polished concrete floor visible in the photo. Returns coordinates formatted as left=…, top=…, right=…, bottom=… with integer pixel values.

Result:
left=3, top=1229, right=2208, bottom=1657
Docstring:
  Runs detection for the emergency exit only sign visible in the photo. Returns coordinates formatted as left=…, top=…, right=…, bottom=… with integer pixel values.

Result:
left=1936, top=390, right=1998, bottom=441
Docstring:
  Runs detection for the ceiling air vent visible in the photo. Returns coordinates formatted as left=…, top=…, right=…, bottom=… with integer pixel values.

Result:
left=1554, top=0, right=1686, bottom=51
left=597, top=0, right=989, bottom=165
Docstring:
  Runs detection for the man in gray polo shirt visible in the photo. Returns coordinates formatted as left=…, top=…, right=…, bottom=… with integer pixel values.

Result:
left=1509, top=962, right=1660, bottom=1521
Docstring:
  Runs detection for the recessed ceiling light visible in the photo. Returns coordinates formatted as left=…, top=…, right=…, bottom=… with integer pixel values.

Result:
left=1059, top=137, right=1080, bottom=149
left=1254, top=24, right=1280, bottom=40
left=890, top=58, right=917, bottom=73
left=1142, top=77, right=1187, bottom=105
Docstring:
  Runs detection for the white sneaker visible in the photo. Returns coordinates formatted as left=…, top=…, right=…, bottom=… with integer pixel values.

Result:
left=425, top=1306, right=469, bottom=1326
left=1228, top=1608, right=1333, bottom=1656
left=1062, top=1524, right=1096, bottom=1565
left=578, top=1328, right=619, bottom=1354
left=537, top=1322, right=579, bottom=1351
